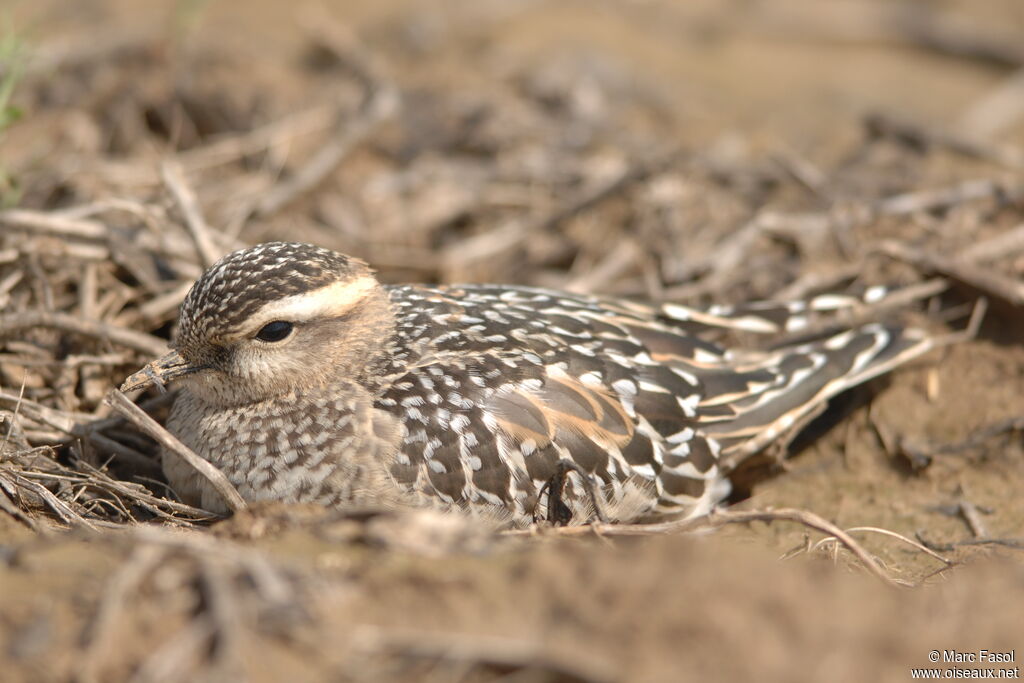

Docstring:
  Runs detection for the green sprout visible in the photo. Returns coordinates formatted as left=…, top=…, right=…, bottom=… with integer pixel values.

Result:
left=0, top=19, right=25, bottom=207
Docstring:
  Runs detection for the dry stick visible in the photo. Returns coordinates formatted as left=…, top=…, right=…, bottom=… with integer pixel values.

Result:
left=865, top=112, right=1024, bottom=170
left=565, top=239, right=643, bottom=294
left=349, top=626, right=615, bottom=683
left=958, top=66, right=1024, bottom=140
left=916, top=534, right=1024, bottom=552
left=754, top=178, right=1016, bottom=257
left=695, top=510, right=895, bottom=588
left=134, top=281, right=194, bottom=323
left=873, top=178, right=1012, bottom=215
left=196, top=557, right=242, bottom=671
left=251, top=21, right=398, bottom=220
left=252, top=89, right=396, bottom=219
left=811, top=526, right=952, bottom=566
left=19, top=460, right=212, bottom=522
left=0, top=311, right=168, bottom=357
left=0, top=390, right=94, bottom=434
left=128, top=526, right=303, bottom=608
left=105, top=390, right=246, bottom=513
left=931, top=416, right=1024, bottom=455
left=79, top=261, right=99, bottom=320
left=757, top=1, right=1024, bottom=69
left=18, top=429, right=64, bottom=443
left=65, top=472, right=132, bottom=520
left=443, top=154, right=677, bottom=277
left=668, top=216, right=763, bottom=300
left=2, top=469, right=98, bottom=530
left=440, top=221, right=528, bottom=275
left=508, top=507, right=898, bottom=587
left=961, top=222, right=1024, bottom=263
left=128, top=620, right=215, bottom=683
left=0, top=378, right=27, bottom=454
left=161, top=161, right=222, bottom=269
left=894, top=13, right=1024, bottom=69
left=1, top=206, right=209, bottom=275
left=0, top=208, right=108, bottom=239
left=84, top=481, right=208, bottom=522
left=878, top=240, right=1024, bottom=307
left=771, top=263, right=870, bottom=303
left=937, top=297, right=987, bottom=349
left=178, top=104, right=337, bottom=172
left=957, top=500, right=989, bottom=539
left=2, top=387, right=164, bottom=477
left=0, top=475, right=42, bottom=532
left=1, top=352, right=133, bottom=369
left=772, top=147, right=830, bottom=199
left=0, top=268, right=22, bottom=310
left=77, top=543, right=168, bottom=683
left=58, top=197, right=163, bottom=224
left=85, top=391, right=178, bottom=434
left=80, top=431, right=163, bottom=475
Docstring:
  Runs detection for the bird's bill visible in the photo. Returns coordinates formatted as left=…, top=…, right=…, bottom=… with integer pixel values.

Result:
left=120, top=349, right=205, bottom=393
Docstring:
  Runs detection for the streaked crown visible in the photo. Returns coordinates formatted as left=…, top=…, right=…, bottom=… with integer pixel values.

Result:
left=176, top=242, right=371, bottom=349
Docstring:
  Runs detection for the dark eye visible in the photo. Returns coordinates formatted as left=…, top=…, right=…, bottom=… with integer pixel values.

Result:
left=255, top=321, right=294, bottom=342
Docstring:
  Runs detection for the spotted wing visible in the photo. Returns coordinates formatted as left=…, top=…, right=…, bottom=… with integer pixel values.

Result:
left=377, top=285, right=737, bottom=524
left=377, top=345, right=731, bottom=525
left=378, top=283, right=935, bottom=525
left=581, top=288, right=938, bottom=469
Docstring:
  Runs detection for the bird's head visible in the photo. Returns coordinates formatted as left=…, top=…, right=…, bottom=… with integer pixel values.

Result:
left=122, top=242, right=394, bottom=407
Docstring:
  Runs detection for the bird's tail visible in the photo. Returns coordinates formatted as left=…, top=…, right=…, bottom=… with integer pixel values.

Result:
left=654, top=282, right=943, bottom=340
left=692, top=322, right=935, bottom=470
left=642, top=283, right=956, bottom=471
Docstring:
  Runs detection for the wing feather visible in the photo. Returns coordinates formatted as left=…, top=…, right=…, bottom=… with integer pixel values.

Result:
left=379, top=283, right=937, bottom=525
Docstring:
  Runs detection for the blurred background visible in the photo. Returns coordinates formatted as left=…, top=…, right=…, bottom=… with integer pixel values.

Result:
left=4, top=0, right=1024, bottom=297
left=1, top=2, right=1023, bottom=682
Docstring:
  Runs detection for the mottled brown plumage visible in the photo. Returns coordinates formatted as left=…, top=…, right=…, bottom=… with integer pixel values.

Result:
left=123, top=242, right=935, bottom=525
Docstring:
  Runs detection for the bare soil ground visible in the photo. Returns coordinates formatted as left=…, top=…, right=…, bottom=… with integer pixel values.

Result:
left=1, top=1, right=1023, bottom=681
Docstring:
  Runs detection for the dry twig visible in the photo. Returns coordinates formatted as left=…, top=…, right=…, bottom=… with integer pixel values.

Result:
left=509, top=507, right=903, bottom=587
left=105, top=390, right=246, bottom=514
left=349, top=626, right=616, bottom=683
left=811, top=526, right=952, bottom=567
left=251, top=19, right=398, bottom=220
left=77, top=544, right=167, bottom=683
left=0, top=311, right=167, bottom=357
left=878, top=240, right=1024, bottom=307
left=161, top=161, right=222, bottom=269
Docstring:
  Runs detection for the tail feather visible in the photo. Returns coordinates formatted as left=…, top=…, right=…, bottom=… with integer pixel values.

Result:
left=696, top=323, right=934, bottom=469
left=656, top=285, right=927, bottom=337
left=600, top=284, right=944, bottom=479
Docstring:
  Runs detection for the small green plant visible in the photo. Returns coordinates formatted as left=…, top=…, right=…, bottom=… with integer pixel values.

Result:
left=172, top=0, right=212, bottom=46
left=0, top=19, right=25, bottom=207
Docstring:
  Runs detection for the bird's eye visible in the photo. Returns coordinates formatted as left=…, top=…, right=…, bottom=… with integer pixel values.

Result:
left=255, top=321, right=294, bottom=342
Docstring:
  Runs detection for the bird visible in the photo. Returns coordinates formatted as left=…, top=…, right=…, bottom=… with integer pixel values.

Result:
left=122, top=241, right=936, bottom=526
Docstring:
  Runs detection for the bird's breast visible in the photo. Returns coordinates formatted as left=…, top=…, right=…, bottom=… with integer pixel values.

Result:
left=163, top=383, right=401, bottom=511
